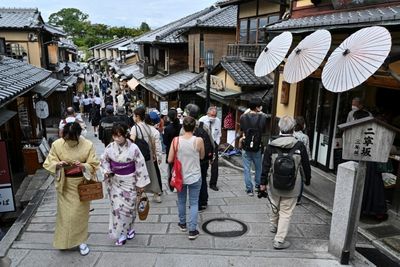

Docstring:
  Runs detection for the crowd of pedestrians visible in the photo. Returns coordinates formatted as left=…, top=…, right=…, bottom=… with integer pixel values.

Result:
left=44, top=66, right=314, bottom=255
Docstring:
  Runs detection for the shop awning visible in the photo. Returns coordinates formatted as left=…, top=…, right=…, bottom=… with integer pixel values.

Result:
left=128, top=78, right=139, bottom=90
left=0, top=108, right=17, bottom=126
left=32, top=77, right=61, bottom=98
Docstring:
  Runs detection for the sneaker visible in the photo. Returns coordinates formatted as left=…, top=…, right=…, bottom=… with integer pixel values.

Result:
left=296, top=200, right=302, bottom=206
left=153, top=194, right=162, bottom=203
left=270, top=224, right=277, bottom=233
left=255, top=185, right=260, bottom=192
left=198, top=205, right=207, bottom=213
left=188, top=230, right=199, bottom=240
left=273, top=240, right=291, bottom=250
left=79, top=243, right=90, bottom=256
left=247, top=190, right=254, bottom=197
left=178, top=223, right=187, bottom=232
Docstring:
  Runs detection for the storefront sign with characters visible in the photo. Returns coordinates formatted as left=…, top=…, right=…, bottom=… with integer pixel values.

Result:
left=339, top=117, right=400, bottom=163
left=210, top=75, right=225, bottom=91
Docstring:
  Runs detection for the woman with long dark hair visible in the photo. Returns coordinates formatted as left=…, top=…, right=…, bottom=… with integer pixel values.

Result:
left=43, top=122, right=99, bottom=255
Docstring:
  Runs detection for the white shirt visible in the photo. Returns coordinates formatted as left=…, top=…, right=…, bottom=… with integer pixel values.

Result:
left=117, top=94, right=125, bottom=107
left=199, top=115, right=222, bottom=145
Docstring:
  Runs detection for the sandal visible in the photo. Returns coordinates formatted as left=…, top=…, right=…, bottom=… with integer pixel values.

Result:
left=115, top=235, right=127, bottom=246
left=127, top=229, right=135, bottom=240
left=79, top=243, right=90, bottom=256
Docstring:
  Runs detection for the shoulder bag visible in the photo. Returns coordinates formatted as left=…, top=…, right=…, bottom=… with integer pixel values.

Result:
left=170, top=137, right=183, bottom=192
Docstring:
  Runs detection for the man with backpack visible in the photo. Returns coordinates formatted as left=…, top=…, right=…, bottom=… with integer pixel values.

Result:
left=239, top=98, right=268, bottom=196
left=259, top=115, right=311, bottom=250
left=184, top=104, right=214, bottom=212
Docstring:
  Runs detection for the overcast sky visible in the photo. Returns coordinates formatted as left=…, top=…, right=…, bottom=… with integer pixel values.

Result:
left=9, top=0, right=217, bottom=28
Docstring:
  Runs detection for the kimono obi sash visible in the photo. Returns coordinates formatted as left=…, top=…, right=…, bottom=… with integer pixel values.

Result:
left=110, top=160, right=135, bottom=175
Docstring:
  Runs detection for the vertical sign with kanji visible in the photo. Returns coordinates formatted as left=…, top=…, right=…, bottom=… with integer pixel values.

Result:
left=340, top=118, right=398, bottom=163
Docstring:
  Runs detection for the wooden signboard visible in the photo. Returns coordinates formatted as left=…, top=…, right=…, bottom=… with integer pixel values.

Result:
left=338, top=117, right=400, bottom=163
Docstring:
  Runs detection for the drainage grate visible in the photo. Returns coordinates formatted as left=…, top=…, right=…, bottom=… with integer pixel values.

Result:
left=366, top=225, right=400, bottom=238
left=202, top=218, right=248, bottom=237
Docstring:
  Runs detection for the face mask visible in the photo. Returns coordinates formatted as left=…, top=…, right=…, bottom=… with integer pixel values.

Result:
left=113, top=135, right=126, bottom=145
left=209, top=117, right=216, bottom=123
left=258, top=106, right=263, bottom=112
left=352, top=105, right=358, bottom=110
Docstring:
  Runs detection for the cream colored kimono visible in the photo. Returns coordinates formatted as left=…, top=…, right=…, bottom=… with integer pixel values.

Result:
left=43, top=137, right=99, bottom=249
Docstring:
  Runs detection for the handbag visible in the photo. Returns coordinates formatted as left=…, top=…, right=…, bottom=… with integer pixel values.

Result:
left=77, top=172, right=103, bottom=201
left=64, top=165, right=83, bottom=176
left=170, top=137, right=183, bottom=192
left=137, top=192, right=150, bottom=220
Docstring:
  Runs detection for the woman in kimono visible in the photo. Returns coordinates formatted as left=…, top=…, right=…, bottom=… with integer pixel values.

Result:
left=101, top=123, right=150, bottom=245
left=43, top=122, right=99, bottom=256
left=130, top=107, right=162, bottom=200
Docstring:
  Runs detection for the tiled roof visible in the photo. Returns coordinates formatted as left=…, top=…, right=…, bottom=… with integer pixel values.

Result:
left=0, top=8, right=42, bottom=29
left=216, top=0, right=242, bottom=7
left=218, top=58, right=272, bottom=87
left=44, top=23, right=66, bottom=36
left=0, top=56, right=51, bottom=107
left=89, top=37, right=128, bottom=50
left=179, top=5, right=237, bottom=29
left=134, top=7, right=214, bottom=44
left=146, top=71, right=201, bottom=96
left=32, top=77, right=61, bottom=97
left=120, top=64, right=139, bottom=77
left=267, top=5, right=400, bottom=32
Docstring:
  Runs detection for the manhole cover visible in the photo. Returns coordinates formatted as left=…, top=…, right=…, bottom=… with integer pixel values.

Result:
left=202, top=218, right=248, bottom=237
left=367, top=225, right=400, bottom=238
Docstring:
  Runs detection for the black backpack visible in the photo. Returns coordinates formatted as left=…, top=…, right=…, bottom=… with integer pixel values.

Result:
left=194, top=122, right=214, bottom=161
left=134, top=125, right=151, bottom=161
left=243, top=115, right=262, bottom=152
left=272, top=142, right=300, bottom=191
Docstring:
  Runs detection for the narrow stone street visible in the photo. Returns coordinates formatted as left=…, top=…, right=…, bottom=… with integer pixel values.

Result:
left=3, top=123, right=370, bottom=266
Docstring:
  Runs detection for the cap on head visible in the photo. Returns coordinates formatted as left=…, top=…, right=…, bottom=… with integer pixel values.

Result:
left=106, top=105, right=114, bottom=114
left=176, top=107, right=183, bottom=114
left=161, top=110, right=168, bottom=116
left=149, top=111, right=160, bottom=124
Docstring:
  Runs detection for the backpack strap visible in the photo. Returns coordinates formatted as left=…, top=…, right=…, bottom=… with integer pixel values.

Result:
left=134, top=124, right=145, bottom=141
left=288, top=141, right=301, bottom=157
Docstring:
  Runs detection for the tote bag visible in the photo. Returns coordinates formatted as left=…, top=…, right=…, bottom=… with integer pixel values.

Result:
left=170, top=137, right=183, bottom=192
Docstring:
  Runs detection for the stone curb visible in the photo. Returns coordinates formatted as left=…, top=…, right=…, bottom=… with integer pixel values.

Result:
left=0, top=174, right=54, bottom=258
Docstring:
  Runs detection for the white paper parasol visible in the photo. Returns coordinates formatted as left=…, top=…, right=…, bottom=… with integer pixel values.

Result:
left=322, top=26, right=392, bottom=92
left=254, top=31, right=293, bottom=77
left=283, top=30, right=331, bottom=83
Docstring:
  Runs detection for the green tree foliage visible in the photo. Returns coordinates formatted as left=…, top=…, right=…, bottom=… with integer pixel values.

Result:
left=140, top=22, right=150, bottom=32
left=48, top=8, right=89, bottom=37
left=48, top=8, right=152, bottom=49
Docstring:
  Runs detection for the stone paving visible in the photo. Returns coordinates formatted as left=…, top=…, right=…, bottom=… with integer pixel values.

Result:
left=4, top=123, right=368, bottom=266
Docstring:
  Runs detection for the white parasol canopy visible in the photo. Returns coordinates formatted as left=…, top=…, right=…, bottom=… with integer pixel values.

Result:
left=322, top=26, right=392, bottom=93
left=283, top=30, right=331, bottom=83
left=254, top=31, right=293, bottom=77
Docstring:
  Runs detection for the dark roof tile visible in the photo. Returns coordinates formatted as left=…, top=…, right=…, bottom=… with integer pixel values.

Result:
left=0, top=56, right=51, bottom=107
